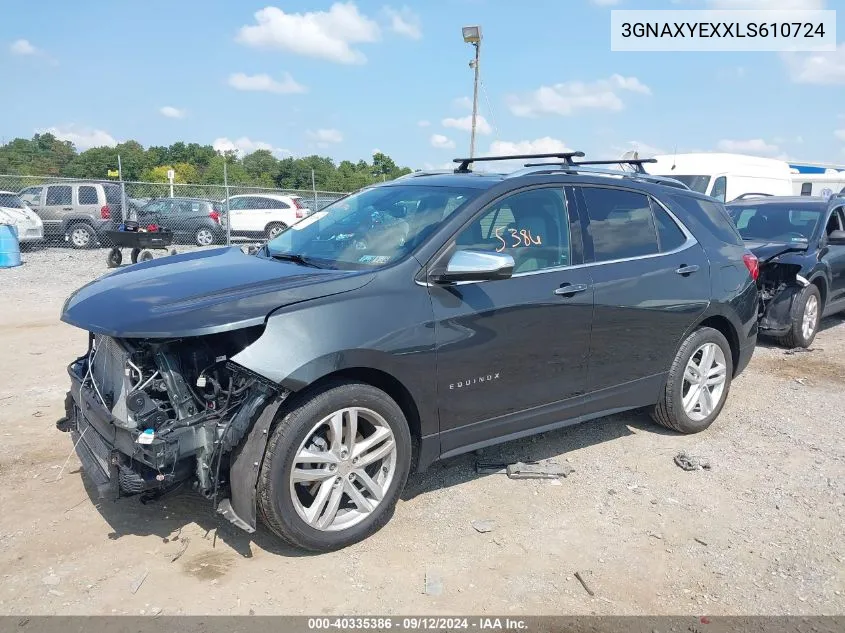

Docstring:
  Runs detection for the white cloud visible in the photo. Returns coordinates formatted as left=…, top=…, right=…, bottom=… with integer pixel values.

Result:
left=507, top=75, right=651, bottom=118
left=442, top=115, right=492, bottom=135
left=453, top=96, right=473, bottom=110
left=717, top=138, right=782, bottom=156
left=430, top=134, right=456, bottom=149
left=10, top=39, right=37, bottom=55
left=308, top=128, right=344, bottom=144
left=417, top=120, right=431, bottom=127
left=488, top=137, right=572, bottom=156
left=784, top=43, right=845, bottom=85
left=228, top=72, right=307, bottom=94
left=610, top=140, right=668, bottom=158
left=709, top=0, right=825, bottom=8
left=159, top=106, right=186, bottom=119
left=383, top=6, right=422, bottom=40
left=236, top=3, right=380, bottom=65
left=40, top=125, right=117, bottom=150
left=213, top=136, right=290, bottom=158
left=835, top=129, right=845, bottom=142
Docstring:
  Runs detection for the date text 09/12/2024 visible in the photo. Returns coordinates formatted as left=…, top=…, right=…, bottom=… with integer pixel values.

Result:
left=307, top=618, right=528, bottom=630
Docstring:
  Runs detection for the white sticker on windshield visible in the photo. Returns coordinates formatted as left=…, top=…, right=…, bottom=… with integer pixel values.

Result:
left=291, top=211, right=328, bottom=230
left=358, top=255, right=390, bottom=264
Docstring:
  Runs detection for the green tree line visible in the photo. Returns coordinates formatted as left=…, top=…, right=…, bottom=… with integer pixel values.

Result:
left=0, top=133, right=414, bottom=192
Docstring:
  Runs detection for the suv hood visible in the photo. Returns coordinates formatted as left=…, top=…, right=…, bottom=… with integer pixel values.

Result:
left=61, top=247, right=374, bottom=338
left=744, top=239, right=809, bottom=263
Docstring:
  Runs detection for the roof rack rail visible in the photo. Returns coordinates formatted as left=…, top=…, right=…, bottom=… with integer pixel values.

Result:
left=510, top=163, right=691, bottom=191
left=453, top=151, right=585, bottom=173
left=730, top=192, right=773, bottom=201
left=523, top=158, right=657, bottom=174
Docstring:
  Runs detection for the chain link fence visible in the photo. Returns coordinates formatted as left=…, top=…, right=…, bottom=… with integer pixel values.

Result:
left=0, top=174, right=349, bottom=251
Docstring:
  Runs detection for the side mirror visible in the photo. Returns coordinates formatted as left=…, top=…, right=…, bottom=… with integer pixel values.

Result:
left=828, top=230, right=845, bottom=246
left=432, top=249, right=515, bottom=283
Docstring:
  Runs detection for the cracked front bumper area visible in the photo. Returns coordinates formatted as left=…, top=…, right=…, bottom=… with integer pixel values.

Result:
left=60, top=367, right=193, bottom=500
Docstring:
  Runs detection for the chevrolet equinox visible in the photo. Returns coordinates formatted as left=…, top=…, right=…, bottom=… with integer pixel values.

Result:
left=58, top=153, right=759, bottom=552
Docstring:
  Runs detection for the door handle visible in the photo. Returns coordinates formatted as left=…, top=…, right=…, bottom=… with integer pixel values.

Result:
left=62, top=207, right=73, bottom=211
left=554, top=283, right=589, bottom=296
left=675, top=264, right=700, bottom=276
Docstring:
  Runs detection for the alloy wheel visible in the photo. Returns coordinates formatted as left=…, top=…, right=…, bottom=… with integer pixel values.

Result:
left=196, top=229, right=214, bottom=246
left=682, top=343, right=727, bottom=422
left=802, top=294, right=818, bottom=340
left=289, top=407, right=397, bottom=532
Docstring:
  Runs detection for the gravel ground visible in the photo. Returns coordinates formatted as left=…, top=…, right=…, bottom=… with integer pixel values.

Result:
left=0, top=246, right=843, bottom=616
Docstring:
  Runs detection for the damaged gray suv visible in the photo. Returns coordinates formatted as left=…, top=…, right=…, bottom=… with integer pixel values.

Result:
left=58, top=154, right=759, bottom=551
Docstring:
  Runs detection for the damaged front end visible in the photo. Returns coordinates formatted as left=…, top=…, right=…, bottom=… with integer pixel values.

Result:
left=754, top=250, right=810, bottom=334
left=59, top=327, right=288, bottom=532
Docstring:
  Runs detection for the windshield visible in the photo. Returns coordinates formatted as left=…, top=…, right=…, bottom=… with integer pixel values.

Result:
left=726, top=202, right=825, bottom=243
left=265, top=184, right=478, bottom=269
left=0, top=194, right=24, bottom=209
left=671, top=175, right=711, bottom=194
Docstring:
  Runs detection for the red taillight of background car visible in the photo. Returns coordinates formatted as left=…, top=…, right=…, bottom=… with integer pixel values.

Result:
left=742, top=252, right=759, bottom=281
left=209, top=210, right=220, bottom=223
left=293, top=198, right=304, bottom=219
left=100, top=205, right=111, bottom=219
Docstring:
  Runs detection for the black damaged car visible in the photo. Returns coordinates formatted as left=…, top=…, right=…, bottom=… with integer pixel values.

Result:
left=58, top=153, right=759, bottom=551
left=726, top=196, right=845, bottom=348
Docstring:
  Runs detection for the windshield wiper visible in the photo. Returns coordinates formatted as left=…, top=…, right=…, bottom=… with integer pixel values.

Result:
left=268, top=252, right=324, bottom=268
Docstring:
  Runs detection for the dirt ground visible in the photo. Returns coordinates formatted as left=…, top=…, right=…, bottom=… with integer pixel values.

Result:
left=1, top=247, right=843, bottom=616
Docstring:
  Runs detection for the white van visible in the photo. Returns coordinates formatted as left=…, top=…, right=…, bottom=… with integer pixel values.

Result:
left=791, top=171, right=845, bottom=198
left=645, top=153, right=793, bottom=202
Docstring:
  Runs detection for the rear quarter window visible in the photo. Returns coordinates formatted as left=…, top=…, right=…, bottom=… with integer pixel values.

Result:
left=104, top=186, right=122, bottom=205
left=669, top=194, right=743, bottom=246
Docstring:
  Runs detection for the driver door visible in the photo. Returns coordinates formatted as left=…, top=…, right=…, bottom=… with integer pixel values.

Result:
left=428, top=186, right=594, bottom=454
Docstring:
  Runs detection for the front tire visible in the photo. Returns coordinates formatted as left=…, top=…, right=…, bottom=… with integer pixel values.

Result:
left=776, top=284, right=820, bottom=349
left=257, top=381, right=411, bottom=552
left=651, top=326, right=733, bottom=434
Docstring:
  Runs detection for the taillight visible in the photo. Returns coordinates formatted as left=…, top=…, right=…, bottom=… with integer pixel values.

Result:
left=742, top=252, right=759, bottom=281
left=292, top=198, right=304, bottom=209
left=296, top=209, right=304, bottom=219
left=100, top=205, right=111, bottom=219
left=209, top=211, right=220, bottom=223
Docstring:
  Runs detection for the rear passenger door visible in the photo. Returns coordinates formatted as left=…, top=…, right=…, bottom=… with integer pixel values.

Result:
left=574, top=186, right=710, bottom=402
left=76, top=185, right=101, bottom=221
left=822, top=206, right=845, bottom=309
left=42, top=185, right=74, bottom=228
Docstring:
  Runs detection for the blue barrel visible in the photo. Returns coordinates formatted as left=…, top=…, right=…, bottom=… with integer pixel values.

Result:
left=0, top=224, right=22, bottom=268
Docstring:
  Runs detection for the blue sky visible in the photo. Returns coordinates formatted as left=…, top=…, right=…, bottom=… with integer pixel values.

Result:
left=1, top=0, right=844, bottom=169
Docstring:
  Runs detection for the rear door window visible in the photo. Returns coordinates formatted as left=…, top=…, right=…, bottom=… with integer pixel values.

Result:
left=651, top=201, right=687, bottom=252
left=45, top=186, right=72, bottom=206
left=78, top=186, right=98, bottom=205
left=670, top=194, right=743, bottom=246
left=580, top=187, right=659, bottom=262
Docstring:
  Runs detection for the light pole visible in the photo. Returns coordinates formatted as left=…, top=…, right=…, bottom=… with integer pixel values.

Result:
left=462, top=25, right=482, bottom=159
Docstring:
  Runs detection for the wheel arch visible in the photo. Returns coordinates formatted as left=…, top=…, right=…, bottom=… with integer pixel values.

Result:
left=809, top=273, right=827, bottom=309
left=692, top=314, right=740, bottom=376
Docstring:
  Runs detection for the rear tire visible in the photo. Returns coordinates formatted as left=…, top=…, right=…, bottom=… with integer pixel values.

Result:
left=651, top=326, right=733, bottom=434
left=67, top=223, right=96, bottom=249
left=130, top=248, right=141, bottom=264
left=195, top=227, right=215, bottom=247
left=265, top=222, right=287, bottom=240
left=257, top=381, right=412, bottom=552
left=137, top=250, right=154, bottom=263
left=775, top=284, right=820, bottom=349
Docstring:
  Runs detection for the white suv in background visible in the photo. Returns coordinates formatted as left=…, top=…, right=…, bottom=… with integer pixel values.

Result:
left=222, top=194, right=313, bottom=240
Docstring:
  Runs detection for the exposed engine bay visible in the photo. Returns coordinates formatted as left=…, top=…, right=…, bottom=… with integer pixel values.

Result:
left=59, top=327, right=288, bottom=529
left=756, top=257, right=809, bottom=332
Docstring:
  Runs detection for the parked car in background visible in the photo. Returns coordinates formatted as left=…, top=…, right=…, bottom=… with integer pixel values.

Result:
left=726, top=196, right=845, bottom=347
left=59, top=153, right=758, bottom=552
left=21, top=182, right=123, bottom=248
left=0, top=191, right=44, bottom=245
left=131, top=197, right=226, bottom=246
left=223, top=194, right=313, bottom=240
left=646, top=153, right=793, bottom=203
